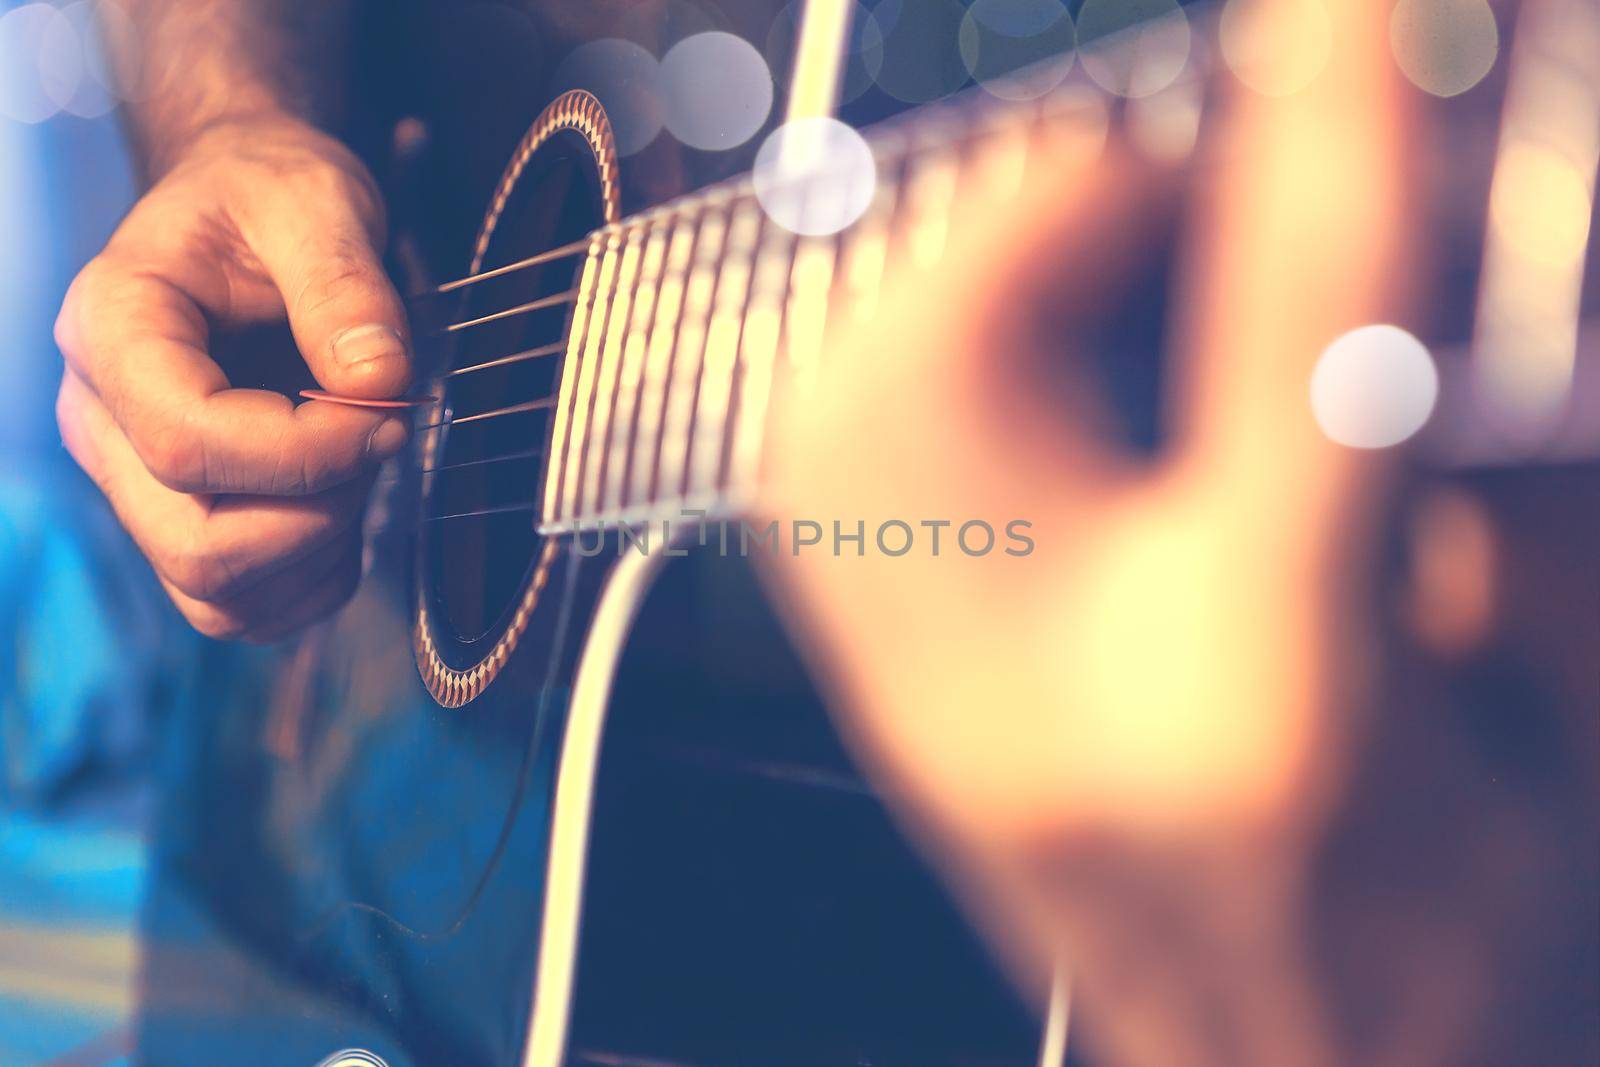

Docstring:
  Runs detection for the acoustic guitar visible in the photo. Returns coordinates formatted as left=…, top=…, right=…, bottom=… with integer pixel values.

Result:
left=132, top=15, right=1126, bottom=1067
left=129, top=2, right=1598, bottom=1065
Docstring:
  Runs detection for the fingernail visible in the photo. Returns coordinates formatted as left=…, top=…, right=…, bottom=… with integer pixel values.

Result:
left=367, top=417, right=409, bottom=460
left=333, top=323, right=407, bottom=371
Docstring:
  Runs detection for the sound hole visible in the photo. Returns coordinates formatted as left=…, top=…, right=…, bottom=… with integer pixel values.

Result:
left=423, top=129, right=603, bottom=648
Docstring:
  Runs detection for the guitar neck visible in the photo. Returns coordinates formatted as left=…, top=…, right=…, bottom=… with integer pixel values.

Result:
left=538, top=85, right=1115, bottom=535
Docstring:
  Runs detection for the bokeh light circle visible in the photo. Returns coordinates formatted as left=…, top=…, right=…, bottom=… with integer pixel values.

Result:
left=0, top=4, right=73, bottom=123
left=754, top=118, right=877, bottom=236
left=37, top=5, right=84, bottom=111
left=1219, top=0, right=1331, bottom=97
left=1489, top=141, right=1594, bottom=268
left=958, top=0, right=1076, bottom=101
left=59, top=2, right=119, bottom=117
left=660, top=31, right=774, bottom=152
left=1310, top=325, right=1439, bottom=449
left=871, top=0, right=972, bottom=103
left=1076, top=0, right=1191, bottom=99
left=1390, top=0, right=1499, bottom=98
left=766, top=1, right=884, bottom=106
left=552, top=38, right=664, bottom=156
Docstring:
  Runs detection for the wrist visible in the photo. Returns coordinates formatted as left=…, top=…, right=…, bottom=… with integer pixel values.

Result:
left=142, top=105, right=312, bottom=180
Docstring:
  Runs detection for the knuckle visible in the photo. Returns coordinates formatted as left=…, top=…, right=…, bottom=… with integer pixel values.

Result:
left=181, top=600, right=248, bottom=642
left=299, top=158, right=361, bottom=204
left=162, top=539, right=225, bottom=602
left=54, top=379, right=78, bottom=441
left=55, top=255, right=119, bottom=357
left=136, top=418, right=208, bottom=492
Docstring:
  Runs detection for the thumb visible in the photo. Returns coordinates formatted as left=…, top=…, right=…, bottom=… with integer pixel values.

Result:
left=250, top=186, right=414, bottom=399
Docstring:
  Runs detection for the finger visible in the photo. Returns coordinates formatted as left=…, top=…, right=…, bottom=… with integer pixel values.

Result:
left=159, top=530, right=363, bottom=644
left=58, top=370, right=373, bottom=604
left=839, top=120, right=1178, bottom=509
left=1174, top=0, right=1416, bottom=494
left=240, top=177, right=414, bottom=400
left=56, top=256, right=409, bottom=495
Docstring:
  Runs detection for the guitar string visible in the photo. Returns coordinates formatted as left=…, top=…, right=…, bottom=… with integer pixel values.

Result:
left=413, top=236, right=590, bottom=297
left=419, top=445, right=546, bottom=474
left=405, top=271, right=660, bottom=431
left=415, top=219, right=693, bottom=519
left=432, top=289, right=581, bottom=335
left=415, top=395, right=558, bottom=431
left=425, top=501, right=543, bottom=522
left=414, top=202, right=778, bottom=517
left=406, top=183, right=745, bottom=303
left=442, top=340, right=565, bottom=378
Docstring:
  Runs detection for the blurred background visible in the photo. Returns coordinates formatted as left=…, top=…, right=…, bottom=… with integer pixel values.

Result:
left=0, top=4, right=179, bottom=1062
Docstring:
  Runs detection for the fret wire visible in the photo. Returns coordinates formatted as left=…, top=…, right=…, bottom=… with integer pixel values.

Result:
left=903, top=135, right=963, bottom=270
left=581, top=225, right=647, bottom=520
left=655, top=197, right=731, bottom=506
left=560, top=232, right=625, bottom=520
left=783, top=233, right=840, bottom=398
left=543, top=237, right=605, bottom=522
left=628, top=207, right=702, bottom=511
left=605, top=213, right=673, bottom=515
left=444, top=341, right=565, bottom=378
left=839, top=141, right=904, bottom=324
left=689, top=200, right=762, bottom=496
left=966, top=101, right=1034, bottom=203
left=728, top=219, right=797, bottom=494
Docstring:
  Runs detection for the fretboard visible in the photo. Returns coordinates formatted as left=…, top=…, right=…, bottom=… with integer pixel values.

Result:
left=538, top=86, right=1111, bottom=534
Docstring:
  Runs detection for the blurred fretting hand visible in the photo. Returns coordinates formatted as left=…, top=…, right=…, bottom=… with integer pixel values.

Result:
left=760, top=3, right=1427, bottom=1064
left=54, top=2, right=410, bottom=642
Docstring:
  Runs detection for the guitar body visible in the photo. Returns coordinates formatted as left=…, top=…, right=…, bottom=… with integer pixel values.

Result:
left=134, top=88, right=1047, bottom=1067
